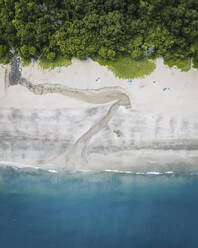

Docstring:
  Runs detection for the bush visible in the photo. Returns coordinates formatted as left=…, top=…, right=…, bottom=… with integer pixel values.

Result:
left=192, top=56, right=198, bottom=69
left=163, top=55, right=191, bottom=71
left=19, top=45, right=30, bottom=60
left=39, top=55, right=72, bottom=70
left=97, top=56, right=156, bottom=79
left=29, top=47, right=37, bottom=57
left=46, top=52, right=56, bottom=61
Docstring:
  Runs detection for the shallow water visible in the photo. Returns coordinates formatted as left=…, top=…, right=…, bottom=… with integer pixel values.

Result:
left=0, top=166, right=198, bottom=248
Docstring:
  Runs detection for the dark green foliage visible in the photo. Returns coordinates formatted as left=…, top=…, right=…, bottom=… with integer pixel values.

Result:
left=0, top=0, right=197, bottom=72
left=193, top=56, right=198, bottom=69
left=0, top=44, right=9, bottom=64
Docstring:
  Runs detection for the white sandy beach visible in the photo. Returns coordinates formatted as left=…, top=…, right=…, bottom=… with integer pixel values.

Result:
left=0, top=58, right=198, bottom=116
left=0, top=58, right=198, bottom=171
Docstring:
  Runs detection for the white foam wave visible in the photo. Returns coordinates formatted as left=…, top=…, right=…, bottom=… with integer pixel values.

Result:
left=104, top=169, right=132, bottom=174
left=78, top=169, right=92, bottom=173
left=48, top=169, right=57, bottom=173
left=146, top=171, right=163, bottom=175
left=135, top=172, right=164, bottom=175
left=0, top=161, right=40, bottom=170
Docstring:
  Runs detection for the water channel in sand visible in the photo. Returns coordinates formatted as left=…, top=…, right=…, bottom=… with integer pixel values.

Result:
left=7, top=54, right=131, bottom=169
left=18, top=80, right=131, bottom=169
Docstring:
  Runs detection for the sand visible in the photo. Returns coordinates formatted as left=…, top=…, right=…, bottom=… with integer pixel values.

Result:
left=1, top=57, right=198, bottom=117
left=0, top=57, right=198, bottom=171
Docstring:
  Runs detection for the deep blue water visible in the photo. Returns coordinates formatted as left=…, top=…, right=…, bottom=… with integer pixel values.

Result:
left=0, top=167, right=198, bottom=248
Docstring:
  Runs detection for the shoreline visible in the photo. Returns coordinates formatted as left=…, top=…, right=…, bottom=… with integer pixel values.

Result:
left=1, top=160, right=198, bottom=177
left=1, top=148, right=198, bottom=174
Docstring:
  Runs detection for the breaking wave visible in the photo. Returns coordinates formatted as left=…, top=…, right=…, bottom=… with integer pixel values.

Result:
left=1, top=161, right=198, bottom=176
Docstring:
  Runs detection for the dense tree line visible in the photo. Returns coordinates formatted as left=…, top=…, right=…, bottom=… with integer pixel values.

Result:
left=0, top=0, right=198, bottom=68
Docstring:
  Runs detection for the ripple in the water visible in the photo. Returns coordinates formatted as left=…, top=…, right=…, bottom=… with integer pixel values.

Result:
left=0, top=166, right=198, bottom=248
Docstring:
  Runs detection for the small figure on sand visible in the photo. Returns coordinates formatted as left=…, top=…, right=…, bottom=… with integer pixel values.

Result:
left=113, top=130, right=122, bottom=137
left=163, top=87, right=170, bottom=91
left=31, top=58, right=36, bottom=65
left=128, top=79, right=134, bottom=85
left=96, top=77, right=101, bottom=82
left=56, top=67, right=62, bottom=73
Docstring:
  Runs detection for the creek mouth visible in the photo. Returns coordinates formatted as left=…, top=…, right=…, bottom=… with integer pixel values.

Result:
left=7, top=57, right=131, bottom=169
left=16, top=80, right=131, bottom=169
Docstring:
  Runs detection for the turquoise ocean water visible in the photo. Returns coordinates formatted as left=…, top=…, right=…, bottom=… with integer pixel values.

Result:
left=0, top=166, right=198, bottom=248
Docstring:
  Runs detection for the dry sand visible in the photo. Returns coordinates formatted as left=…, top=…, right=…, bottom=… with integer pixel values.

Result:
left=1, top=57, right=198, bottom=117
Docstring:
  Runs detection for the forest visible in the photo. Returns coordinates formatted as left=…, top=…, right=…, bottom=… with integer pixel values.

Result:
left=0, top=0, right=198, bottom=71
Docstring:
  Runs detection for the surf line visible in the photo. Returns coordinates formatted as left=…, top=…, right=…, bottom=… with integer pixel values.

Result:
left=17, top=78, right=131, bottom=168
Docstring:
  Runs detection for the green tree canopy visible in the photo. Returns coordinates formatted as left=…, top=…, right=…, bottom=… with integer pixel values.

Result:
left=0, top=0, right=197, bottom=71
